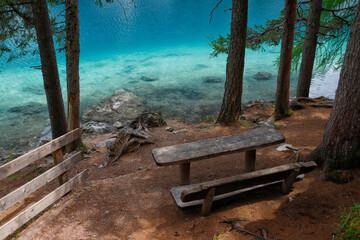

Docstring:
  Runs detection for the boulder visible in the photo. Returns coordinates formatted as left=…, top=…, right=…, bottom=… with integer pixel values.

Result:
left=81, top=121, right=118, bottom=135
left=253, top=71, right=272, bottom=80
left=203, top=76, right=223, bottom=83
left=82, top=89, right=144, bottom=124
left=129, top=112, right=167, bottom=129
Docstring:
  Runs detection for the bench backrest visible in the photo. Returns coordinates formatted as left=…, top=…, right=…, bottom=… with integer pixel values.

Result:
left=181, top=161, right=317, bottom=202
left=153, top=127, right=285, bottom=166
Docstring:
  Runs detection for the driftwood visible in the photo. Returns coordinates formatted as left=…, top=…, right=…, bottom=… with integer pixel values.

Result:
left=102, top=117, right=154, bottom=167
left=220, top=218, right=277, bottom=240
left=219, top=218, right=266, bottom=240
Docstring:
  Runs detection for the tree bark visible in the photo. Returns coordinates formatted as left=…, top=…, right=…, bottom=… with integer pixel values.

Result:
left=275, top=0, right=297, bottom=120
left=303, top=4, right=360, bottom=172
left=217, top=0, right=248, bottom=125
left=296, top=0, right=322, bottom=97
left=65, top=0, right=81, bottom=151
left=31, top=0, right=67, bottom=139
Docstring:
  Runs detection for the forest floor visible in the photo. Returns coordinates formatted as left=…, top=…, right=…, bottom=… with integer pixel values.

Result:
left=1, top=102, right=360, bottom=240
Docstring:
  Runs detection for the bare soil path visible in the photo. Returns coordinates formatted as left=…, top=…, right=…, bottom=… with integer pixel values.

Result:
left=1, top=104, right=359, bottom=240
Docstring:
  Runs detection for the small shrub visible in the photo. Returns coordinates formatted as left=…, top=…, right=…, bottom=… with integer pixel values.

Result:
left=77, top=143, right=89, bottom=153
left=239, top=121, right=247, bottom=127
left=6, top=154, right=13, bottom=163
left=334, top=203, right=360, bottom=240
left=272, top=121, right=280, bottom=129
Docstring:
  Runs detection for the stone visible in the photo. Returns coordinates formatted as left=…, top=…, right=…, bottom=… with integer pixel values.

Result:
left=82, top=89, right=144, bottom=124
left=140, top=76, right=159, bottom=82
left=276, top=144, right=295, bottom=152
left=37, top=132, right=52, bottom=147
left=253, top=71, right=272, bottom=80
left=203, top=76, right=222, bottom=83
left=240, top=114, right=248, bottom=120
left=81, top=121, right=117, bottom=135
left=173, top=129, right=188, bottom=134
left=165, top=126, right=174, bottom=132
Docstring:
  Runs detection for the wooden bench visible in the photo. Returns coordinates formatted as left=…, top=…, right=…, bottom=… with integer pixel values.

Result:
left=152, top=127, right=285, bottom=185
left=0, top=128, right=88, bottom=240
left=171, top=161, right=317, bottom=216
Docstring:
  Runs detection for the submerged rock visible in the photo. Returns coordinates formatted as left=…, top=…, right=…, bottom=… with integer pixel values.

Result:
left=23, top=85, right=45, bottom=95
left=203, top=76, right=223, bottom=83
left=253, top=71, right=272, bottom=80
left=82, top=89, right=144, bottom=124
left=8, top=102, right=47, bottom=115
left=140, top=76, right=159, bottom=82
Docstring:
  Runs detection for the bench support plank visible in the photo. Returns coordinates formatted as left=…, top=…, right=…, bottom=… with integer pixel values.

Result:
left=201, top=188, right=215, bottom=216
left=281, top=168, right=300, bottom=194
left=179, top=163, right=190, bottom=185
left=244, top=150, right=256, bottom=172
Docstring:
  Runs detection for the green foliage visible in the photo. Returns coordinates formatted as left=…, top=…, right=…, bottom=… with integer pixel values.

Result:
left=210, top=0, right=356, bottom=70
left=0, top=0, right=66, bottom=63
left=77, top=143, right=89, bottom=153
left=239, top=121, right=247, bottom=127
left=6, top=154, right=13, bottom=163
left=272, top=121, right=280, bottom=129
left=209, top=34, right=229, bottom=57
left=335, top=203, right=360, bottom=240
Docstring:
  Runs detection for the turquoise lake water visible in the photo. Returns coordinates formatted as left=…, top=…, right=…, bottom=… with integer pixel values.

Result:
left=0, top=0, right=339, bottom=158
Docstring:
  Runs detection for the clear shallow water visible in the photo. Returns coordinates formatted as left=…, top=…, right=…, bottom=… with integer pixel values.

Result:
left=0, top=0, right=339, bottom=158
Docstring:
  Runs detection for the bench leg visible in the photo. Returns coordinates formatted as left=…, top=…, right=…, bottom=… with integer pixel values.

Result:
left=179, top=163, right=190, bottom=185
left=281, top=168, right=300, bottom=194
left=201, top=188, right=215, bottom=216
left=244, top=150, right=256, bottom=172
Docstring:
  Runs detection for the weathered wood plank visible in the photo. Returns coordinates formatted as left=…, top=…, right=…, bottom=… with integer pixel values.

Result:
left=181, top=162, right=317, bottom=202
left=152, top=127, right=285, bottom=166
left=52, top=149, right=69, bottom=185
left=244, top=150, right=256, bottom=172
left=171, top=180, right=284, bottom=208
left=0, top=152, right=83, bottom=214
left=179, top=163, right=190, bottom=185
left=281, top=168, right=300, bottom=194
left=0, top=169, right=88, bottom=240
left=201, top=188, right=215, bottom=216
left=0, top=128, right=81, bottom=179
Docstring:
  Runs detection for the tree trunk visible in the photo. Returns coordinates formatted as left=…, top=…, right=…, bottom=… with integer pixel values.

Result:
left=217, top=0, right=248, bottom=125
left=303, top=4, right=360, bottom=172
left=274, top=0, right=297, bottom=120
left=65, top=0, right=81, bottom=151
left=296, top=0, right=322, bottom=97
left=31, top=0, right=67, bottom=139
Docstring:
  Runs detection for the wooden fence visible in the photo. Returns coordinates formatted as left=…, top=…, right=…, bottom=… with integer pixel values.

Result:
left=0, top=128, right=88, bottom=240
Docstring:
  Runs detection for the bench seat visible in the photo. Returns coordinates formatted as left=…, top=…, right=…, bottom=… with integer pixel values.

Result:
left=170, top=161, right=317, bottom=215
left=152, top=127, right=285, bottom=185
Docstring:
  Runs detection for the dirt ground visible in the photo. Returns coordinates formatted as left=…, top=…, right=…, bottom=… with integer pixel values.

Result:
left=1, top=103, right=360, bottom=240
